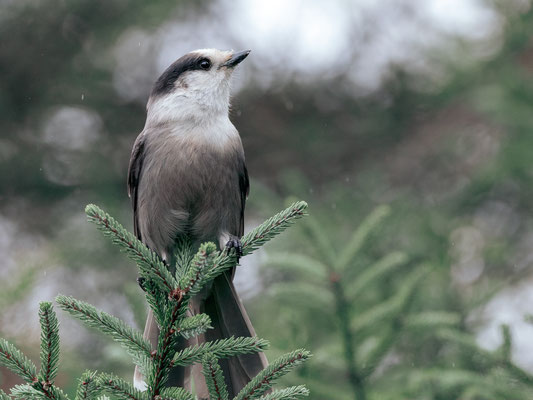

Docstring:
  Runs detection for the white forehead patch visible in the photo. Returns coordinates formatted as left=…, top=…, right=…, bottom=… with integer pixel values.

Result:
left=190, top=48, right=233, bottom=64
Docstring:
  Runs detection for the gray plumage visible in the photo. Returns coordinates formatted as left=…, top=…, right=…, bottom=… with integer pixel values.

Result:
left=128, top=49, right=267, bottom=398
left=129, top=123, right=248, bottom=255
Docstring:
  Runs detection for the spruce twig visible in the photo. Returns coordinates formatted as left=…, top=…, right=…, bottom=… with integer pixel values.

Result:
left=234, top=350, right=311, bottom=400
left=335, top=205, right=390, bottom=271
left=0, top=389, right=10, bottom=400
left=266, top=253, right=328, bottom=282
left=350, top=265, right=428, bottom=332
left=257, top=385, right=309, bottom=400
left=176, top=313, right=212, bottom=340
left=172, top=337, right=269, bottom=366
left=158, top=387, right=194, bottom=400
left=75, top=370, right=100, bottom=400
left=10, top=384, right=69, bottom=400
left=501, top=324, right=512, bottom=362
left=0, top=338, right=38, bottom=383
left=97, top=374, right=147, bottom=400
left=302, top=217, right=336, bottom=266
left=150, top=296, right=189, bottom=396
left=437, top=328, right=533, bottom=384
left=38, top=302, right=60, bottom=385
left=345, top=251, right=407, bottom=299
left=179, top=242, right=218, bottom=296
left=10, top=384, right=46, bottom=400
left=201, top=354, right=229, bottom=400
left=241, top=201, right=308, bottom=254
left=141, top=278, right=166, bottom=326
left=173, top=237, right=195, bottom=281
left=202, top=201, right=309, bottom=285
left=85, top=205, right=177, bottom=294
left=56, top=295, right=152, bottom=371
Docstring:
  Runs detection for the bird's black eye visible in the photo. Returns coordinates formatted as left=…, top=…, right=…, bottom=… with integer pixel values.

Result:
left=198, top=58, right=211, bottom=70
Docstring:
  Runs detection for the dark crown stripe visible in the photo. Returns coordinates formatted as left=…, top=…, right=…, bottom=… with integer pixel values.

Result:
left=151, top=53, right=205, bottom=96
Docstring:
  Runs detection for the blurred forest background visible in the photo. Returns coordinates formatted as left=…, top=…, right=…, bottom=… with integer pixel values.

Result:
left=2, top=0, right=533, bottom=399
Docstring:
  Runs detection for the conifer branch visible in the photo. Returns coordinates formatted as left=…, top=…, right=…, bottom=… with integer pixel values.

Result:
left=350, top=265, right=428, bottom=332
left=302, top=217, right=336, bottom=266
left=234, top=350, right=311, bottom=400
left=266, top=253, right=328, bottom=282
left=85, top=204, right=177, bottom=294
left=143, top=199, right=311, bottom=397
left=10, top=385, right=46, bottom=400
left=97, top=374, right=147, bottom=400
left=158, top=388, right=194, bottom=400
left=241, top=201, right=308, bottom=255
left=172, top=337, right=269, bottom=366
left=179, top=242, right=217, bottom=296
left=0, top=202, right=311, bottom=400
left=201, top=354, right=228, bottom=400
left=75, top=370, right=100, bottom=400
left=0, top=338, right=38, bottom=383
left=141, top=279, right=166, bottom=327
left=501, top=324, right=512, bottom=362
left=202, top=201, right=308, bottom=284
left=10, top=384, right=69, bottom=400
left=404, top=312, right=461, bottom=329
left=336, top=205, right=390, bottom=271
left=408, top=368, right=530, bottom=399
left=44, top=386, right=70, bottom=400
left=437, top=328, right=533, bottom=384
left=257, top=386, right=309, bottom=400
left=38, top=302, right=60, bottom=385
left=360, top=327, right=397, bottom=379
left=173, top=237, right=195, bottom=281
left=176, top=313, right=212, bottom=339
left=150, top=296, right=190, bottom=396
left=345, top=251, right=407, bottom=299
left=56, top=295, right=152, bottom=366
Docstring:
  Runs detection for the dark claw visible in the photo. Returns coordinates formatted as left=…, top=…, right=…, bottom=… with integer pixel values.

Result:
left=225, top=236, right=243, bottom=261
left=137, top=276, right=146, bottom=291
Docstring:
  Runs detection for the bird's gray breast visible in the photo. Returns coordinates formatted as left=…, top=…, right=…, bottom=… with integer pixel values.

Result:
left=136, top=125, right=244, bottom=257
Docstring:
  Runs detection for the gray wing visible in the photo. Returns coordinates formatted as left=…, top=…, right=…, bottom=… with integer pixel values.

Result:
left=127, top=133, right=146, bottom=241
left=238, top=161, right=249, bottom=237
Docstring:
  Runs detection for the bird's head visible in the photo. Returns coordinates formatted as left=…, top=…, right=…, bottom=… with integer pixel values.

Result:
left=146, top=48, right=250, bottom=125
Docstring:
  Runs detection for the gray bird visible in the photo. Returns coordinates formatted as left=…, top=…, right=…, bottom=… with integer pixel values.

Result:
left=128, top=49, right=267, bottom=397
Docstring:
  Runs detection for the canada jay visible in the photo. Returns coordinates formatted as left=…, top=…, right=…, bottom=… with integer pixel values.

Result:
left=128, top=49, right=267, bottom=397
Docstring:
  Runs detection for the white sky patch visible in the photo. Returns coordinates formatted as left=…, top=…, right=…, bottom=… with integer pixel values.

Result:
left=425, top=0, right=503, bottom=39
left=111, top=0, right=511, bottom=101
left=222, top=0, right=351, bottom=74
left=476, top=280, right=533, bottom=371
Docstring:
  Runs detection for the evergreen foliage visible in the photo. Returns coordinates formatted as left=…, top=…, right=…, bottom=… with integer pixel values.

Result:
left=0, top=338, right=37, bottom=384
left=38, top=302, right=61, bottom=386
left=260, top=205, right=533, bottom=400
left=256, top=386, right=309, bottom=400
left=75, top=371, right=100, bottom=400
left=201, top=354, right=229, bottom=400
left=0, top=202, right=310, bottom=400
left=176, top=314, right=213, bottom=340
left=234, top=350, right=310, bottom=400
left=159, top=387, right=194, bottom=400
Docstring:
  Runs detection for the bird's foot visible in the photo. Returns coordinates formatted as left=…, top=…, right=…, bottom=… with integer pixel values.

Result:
left=137, top=276, right=146, bottom=291
left=137, top=257, right=171, bottom=292
left=225, top=235, right=243, bottom=261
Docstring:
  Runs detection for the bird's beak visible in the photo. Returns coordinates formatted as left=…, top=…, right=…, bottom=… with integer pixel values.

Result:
left=221, top=50, right=251, bottom=68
